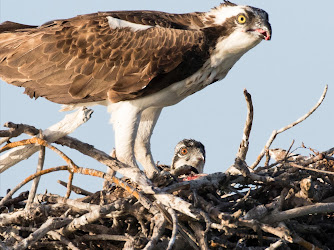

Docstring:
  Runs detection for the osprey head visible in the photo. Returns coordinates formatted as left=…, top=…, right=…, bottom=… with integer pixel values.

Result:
left=209, top=1, right=271, bottom=41
left=206, top=1, right=271, bottom=66
left=171, top=139, right=206, bottom=174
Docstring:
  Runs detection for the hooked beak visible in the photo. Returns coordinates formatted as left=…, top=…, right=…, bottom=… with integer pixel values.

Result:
left=248, top=21, right=272, bottom=41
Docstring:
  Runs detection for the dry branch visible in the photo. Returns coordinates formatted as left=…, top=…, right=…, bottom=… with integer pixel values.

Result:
left=55, top=135, right=155, bottom=194
left=250, top=85, right=328, bottom=169
left=57, top=180, right=93, bottom=196
left=0, top=107, right=93, bottom=173
left=261, top=202, right=334, bottom=224
left=47, top=231, right=80, bottom=250
left=25, top=133, right=45, bottom=209
left=1, top=86, right=333, bottom=249
left=0, top=122, right=39, bottom=145
left=0, top=166, right=68, bottom=208
left=237, top=89, right=254, bottom=161
left=14, top=217, right=72, bottom=250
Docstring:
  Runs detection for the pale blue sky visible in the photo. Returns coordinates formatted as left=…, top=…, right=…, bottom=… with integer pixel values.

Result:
left=1, top=1, right=333, bottom=197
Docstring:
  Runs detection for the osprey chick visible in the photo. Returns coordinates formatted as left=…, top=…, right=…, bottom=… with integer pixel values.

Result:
left=0, top=1, right=271, bottom=178
left=171, top=139, right=206, bottom=174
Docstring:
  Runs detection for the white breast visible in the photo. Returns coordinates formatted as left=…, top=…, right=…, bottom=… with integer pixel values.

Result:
left=128, top=55, right=239, bottom=110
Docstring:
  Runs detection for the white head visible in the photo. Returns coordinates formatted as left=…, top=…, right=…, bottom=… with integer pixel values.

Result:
left=205, top=1, right=271, bottom=66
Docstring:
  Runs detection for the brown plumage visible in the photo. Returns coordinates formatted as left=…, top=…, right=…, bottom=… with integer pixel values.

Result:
left=0, top=2, right=272, bottom=178
left=0, top=11, right=217, bottom=104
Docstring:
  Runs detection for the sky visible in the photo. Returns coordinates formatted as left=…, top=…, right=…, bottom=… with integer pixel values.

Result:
left=0, top=0, right=333, bottom=197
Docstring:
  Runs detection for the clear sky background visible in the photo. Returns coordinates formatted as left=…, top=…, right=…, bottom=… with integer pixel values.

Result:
left=0, top=1, right=333, bottom=197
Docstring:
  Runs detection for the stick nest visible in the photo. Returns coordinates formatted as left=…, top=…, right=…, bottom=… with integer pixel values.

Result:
left=1, top=86, right=333, bottom=250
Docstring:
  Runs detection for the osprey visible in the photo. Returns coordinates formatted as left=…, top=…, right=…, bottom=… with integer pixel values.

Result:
left=171, top=139, right=206, bottom=174
left=0, top=1, right=271, bottom=178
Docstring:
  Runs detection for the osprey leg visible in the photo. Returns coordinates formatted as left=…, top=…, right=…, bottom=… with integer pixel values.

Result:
left=134, top=107, right=162, bottom=178
left=109, top=102, right=141, bottom=170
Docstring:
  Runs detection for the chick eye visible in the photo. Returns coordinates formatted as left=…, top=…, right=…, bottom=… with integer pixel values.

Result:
left=237, top=15, right=247, bottom=24
left=180, top=148, right=188, bottom=156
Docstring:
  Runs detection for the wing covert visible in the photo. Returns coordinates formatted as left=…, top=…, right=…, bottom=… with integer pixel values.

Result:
left=0, top=14, right=206, bottom=104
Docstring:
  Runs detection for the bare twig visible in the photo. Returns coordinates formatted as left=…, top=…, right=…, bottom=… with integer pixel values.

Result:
left=103, top=148, right=117, bottom=190
left=14, top=217, right=72, bottom=250
left=0, top=166, right=68, bottom=207
left=0, top=107, right=93, bottom=173
left=250, top=85, right=328, bottom=169
left=1, top=191, right=29, bottom=208
left=324, top=147, right=334, bottom=156
left=285, top=140, right=295, bottom=159
left=266, top=240, right=285, bottom=250
left=0, top=209, right=35, bottom=227
left=237, top=89, right=254, bottom=161
left=0, top=122, right=39, bottom=145
left=26, top=131, right=45, bottom=209
left=78, top=234, right=129, bottom=241
left=292, top=233, right=322, bottom=250
left=289, top=162, right=334, bottom=175
left=166, top=208, right=178, bottom=250
left=261, top=202, right=334, bottom=224
left=55, top=135, right=155, bottom=194
left=1, top=124, right=155, bottom=194
left=61, top=200, right=124, bottom=235
left=36, top=193, right=98, bottom=211
left=156, top=201, right=199, bottom=249
left=47, top=231, right=80, bottom=250
left=189, top=221, right=209, bottom=250
left=238, top=219, right=293, bottom=243
left=144, top=213, right=166, bottom=250
left=65, top=172, right=74, bottom=199
left=57, top=180, right=93, bottom=196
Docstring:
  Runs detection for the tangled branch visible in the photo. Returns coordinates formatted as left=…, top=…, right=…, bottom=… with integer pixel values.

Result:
left=1, top=86, right=333, bottom=249
left=250, top=85, right=328, bottom=169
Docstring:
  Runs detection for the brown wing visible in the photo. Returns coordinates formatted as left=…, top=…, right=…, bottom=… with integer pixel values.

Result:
left=103, top=10, right=206, bottom=29
left=0, top=12, right=207, bottom=104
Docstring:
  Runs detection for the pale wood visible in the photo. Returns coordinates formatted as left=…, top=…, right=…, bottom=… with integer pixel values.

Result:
left=143, top=213, right=166, bottom=250
left=261, top=202, right=334, bottom=224
left=0, top=107, right=93, bottom=173
left=14, top=217, right=72, bottom=250
left=25, top=136, right=45, bottom=209
left=57, top=180, right=93, bottom=196
left=250, top=85, right=328, bottom=169
left=47, top=231, right=80, bottom=250
left=237, top=89, right=254, bottom=161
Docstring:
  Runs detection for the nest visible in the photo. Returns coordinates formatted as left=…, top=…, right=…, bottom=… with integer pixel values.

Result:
left=1, top=87, right=334, bottom=249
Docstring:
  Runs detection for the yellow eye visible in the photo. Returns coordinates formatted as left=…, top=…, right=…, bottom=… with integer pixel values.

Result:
left=237, top=15, right=247, bottom=24
left=180, top=148, right=188, bottom=156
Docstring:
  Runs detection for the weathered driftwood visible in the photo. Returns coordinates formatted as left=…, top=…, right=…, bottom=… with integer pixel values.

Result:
left=0, top=107, right=93, bottom=173
left=1, top=86, right=333, bottom=249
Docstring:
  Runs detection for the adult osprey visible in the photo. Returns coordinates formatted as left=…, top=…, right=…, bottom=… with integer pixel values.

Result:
left=0, top=1, right=271, bottom=178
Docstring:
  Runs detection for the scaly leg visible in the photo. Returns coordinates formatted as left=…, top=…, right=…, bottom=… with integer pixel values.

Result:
left=134, top=107, right=162, bottom=178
